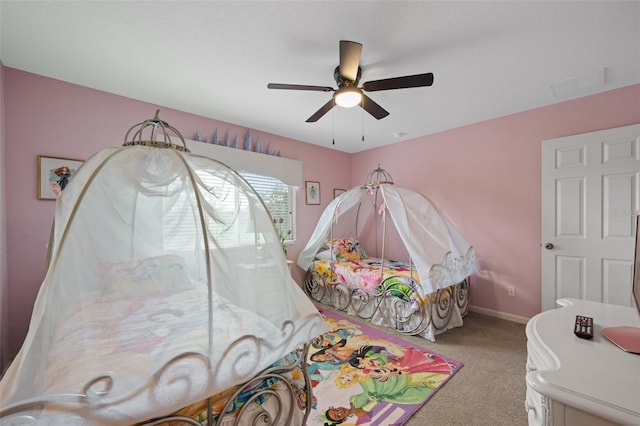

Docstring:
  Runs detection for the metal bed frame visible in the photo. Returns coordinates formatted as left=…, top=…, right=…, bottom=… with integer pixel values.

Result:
left=304, top=267, right=470, bottom=338
left=300, top=165, right=472, bottom=340
left=140, top=343, right=314, bottom=426
left=0, top=342, right=314, bottom=426
left=0, top=112, right=319, bottom=426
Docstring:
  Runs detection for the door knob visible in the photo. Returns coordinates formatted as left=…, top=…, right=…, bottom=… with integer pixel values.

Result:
left=544, top=243, right=554, bottom=250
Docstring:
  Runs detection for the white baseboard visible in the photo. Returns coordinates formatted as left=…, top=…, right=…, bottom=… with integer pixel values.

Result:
left=468, top=305, right=530, bottom=324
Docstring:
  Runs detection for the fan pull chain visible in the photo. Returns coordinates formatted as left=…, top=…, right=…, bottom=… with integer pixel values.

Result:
left=362, top=108, right=365, bottom=142
left=332, top=110, right=335, bottom=145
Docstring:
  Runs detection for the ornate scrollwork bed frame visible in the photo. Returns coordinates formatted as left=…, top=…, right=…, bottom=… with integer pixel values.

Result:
left=140, top=342, right=314, bottom=426
left=0, top=342, right=313, bottom=426
left=304, top=268, right=470, bottom=338
left=0, top=112, right=321, bottom=426
left=299, top=165, right=474, bottom=340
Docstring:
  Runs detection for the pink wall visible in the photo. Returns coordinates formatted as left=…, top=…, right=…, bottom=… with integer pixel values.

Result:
left=2, top=65, right=639, bottom=365
left=351, top=84, right=640, bottom=319
left=2, top=68, right=350, bottom=362
left=0, top=61, right=8, bottom=372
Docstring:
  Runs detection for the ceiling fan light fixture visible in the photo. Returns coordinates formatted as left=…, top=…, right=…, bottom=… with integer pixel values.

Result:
left=267, top=40, right=432, bottom=122
left=334, top=87, right=362, bottom=108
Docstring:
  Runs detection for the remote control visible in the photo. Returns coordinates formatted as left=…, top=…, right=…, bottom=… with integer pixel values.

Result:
left=574, top=315, right=593, bottom=339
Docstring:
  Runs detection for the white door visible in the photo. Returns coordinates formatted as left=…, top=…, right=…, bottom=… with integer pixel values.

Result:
left=541, top=124, right=640, bottom=311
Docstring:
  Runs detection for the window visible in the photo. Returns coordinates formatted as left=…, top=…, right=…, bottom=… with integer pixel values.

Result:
left=161, top=170, right=295, bottom=252
left=240, top=172, right=295, bottom=244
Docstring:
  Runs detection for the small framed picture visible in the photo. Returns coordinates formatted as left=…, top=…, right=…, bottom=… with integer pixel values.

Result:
left=305, top=181, right=320, bottom=205
left=333, top=188, right=346, bottom=199
left=38, top=155, right=83, bottom=200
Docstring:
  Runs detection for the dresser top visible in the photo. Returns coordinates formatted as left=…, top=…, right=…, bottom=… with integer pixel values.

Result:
left=526, top=298, right=640, bottom=424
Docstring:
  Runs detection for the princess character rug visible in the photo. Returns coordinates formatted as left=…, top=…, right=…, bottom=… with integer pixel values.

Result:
left=306, top=309, right=463, bottom=426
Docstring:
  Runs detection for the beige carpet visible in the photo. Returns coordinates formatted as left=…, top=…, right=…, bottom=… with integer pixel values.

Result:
left=321, top=308, right=529, bottom=426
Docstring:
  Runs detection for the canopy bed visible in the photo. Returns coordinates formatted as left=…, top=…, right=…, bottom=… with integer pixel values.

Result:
left=0, top=113, right=328, bottom=425
left=297, top=166, right=478, bottom=342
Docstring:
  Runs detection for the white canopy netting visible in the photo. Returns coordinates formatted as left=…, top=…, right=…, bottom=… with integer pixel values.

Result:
left=298, top=166, right=478, bottom=295
left=0, top=113, right=327, bottom=424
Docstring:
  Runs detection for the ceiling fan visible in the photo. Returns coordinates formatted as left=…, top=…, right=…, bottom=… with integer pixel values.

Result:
left=267, top=40, right=434, bottom=123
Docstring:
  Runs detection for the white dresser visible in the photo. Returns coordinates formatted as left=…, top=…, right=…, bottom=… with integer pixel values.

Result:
left=525, top=298, right=640, bottom=426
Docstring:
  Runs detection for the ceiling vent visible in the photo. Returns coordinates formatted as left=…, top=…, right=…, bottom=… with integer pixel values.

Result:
left=550, top=68, right=606, bottom=97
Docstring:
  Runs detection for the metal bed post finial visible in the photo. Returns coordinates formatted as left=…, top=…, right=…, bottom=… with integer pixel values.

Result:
left=364, top=164, right=394, bottom=189
left=123, top=110, right=190, bottom=152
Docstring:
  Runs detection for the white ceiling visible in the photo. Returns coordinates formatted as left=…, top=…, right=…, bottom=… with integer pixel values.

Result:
left=1, top=1, right=639, bottom=153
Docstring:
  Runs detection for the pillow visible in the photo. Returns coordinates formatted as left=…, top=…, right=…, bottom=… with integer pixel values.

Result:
left=101, top=254, right=193, bottom=301
left=326, top=237, right=367, bottom=262
left=315, top=249, right=332, bottom=260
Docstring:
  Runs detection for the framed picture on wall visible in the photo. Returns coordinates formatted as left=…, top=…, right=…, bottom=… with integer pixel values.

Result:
left=305, top=181, right=320, bottom=205
left=38, top=155, right=83, bottom=200
left=333, top=188, right=346, bottom=199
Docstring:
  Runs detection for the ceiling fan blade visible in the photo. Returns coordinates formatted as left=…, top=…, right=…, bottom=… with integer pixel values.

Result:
left=306, top=99, right=335, bottom=123
left=339, top=40, right=362, bottom=82
left=362, top=72, right=434, bottom=92
left=267, top=83, right=334, bottom=92
left=360, top=94, right=389, bottom=120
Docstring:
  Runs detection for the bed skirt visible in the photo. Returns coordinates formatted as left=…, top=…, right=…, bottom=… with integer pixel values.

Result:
left=303, top=268, right=470, bottom=342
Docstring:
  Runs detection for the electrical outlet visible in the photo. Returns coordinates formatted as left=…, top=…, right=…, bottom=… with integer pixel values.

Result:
left=508, top=287, right=516, bottom=297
